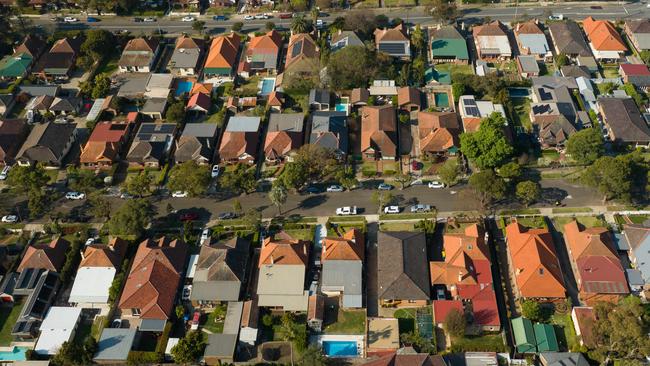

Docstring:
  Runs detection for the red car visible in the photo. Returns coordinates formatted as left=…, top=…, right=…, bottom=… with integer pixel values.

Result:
left=279, top=13, right=292, bottom=19
left=180, top=212, right=199, bottom=221
left=411, top=160, right=421, bottom=171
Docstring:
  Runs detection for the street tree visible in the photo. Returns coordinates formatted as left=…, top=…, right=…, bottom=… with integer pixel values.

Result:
left=171, top=331, right=206, bottom=364
left=327, top=46, right=377, bottom=90
left=582, top=155, right=634, bottom=202
left=443, top=308, right=466, bottom=338
left=89, top=195, right=111, bottom=220
left=515, top=180, right=542, bottom=207
left=192, top=20, right=205, bottom=34
left=498, top=162, right=522, bottom=182
left=232, top=199, right=242, bottom=215
left=468, top=170, right=507, bottom=209
left=7, top=165, right=49, bottom=194
left=428, top=0, right=459, bottom=23
left=290, top=0, right=308, bottom=10
left=81, top=29, right=113, bottom=65
left=343, top=11, right=377, bottom=38
left=107, top=199, right=152, bottom=237
left=28, top=187, right=48, bottom=219
left=566, top=128, right=604, bottom=165
left=125, top=172, right=152, bottom=197
left=220, top=164, right=257, bottom=194
left=269, top=182, right=288, bottom=215
left=460, top=112, right=514, bottom=170
left=265, top=21, right=275, bottom=31
left=334, top=167, right=358, bottom=191
left=291, top=15, right=310, bottom=33
left=394, top=174, right=412, bottom=190
left=68, top=167, right=101, bottom=193
left=371, top=191, right=394, bottom=213
left=242, top=208, right=262, bottom=231
left=232, top=22, right=243, bottom=32
left=438, top=158, right=461, bottom=187
left=167, top=161, right=210, bottom=197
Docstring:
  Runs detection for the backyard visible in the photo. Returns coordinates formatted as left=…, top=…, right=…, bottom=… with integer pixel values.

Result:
left=511, top=97, right=532, bottom=132
left=202, top=304, right=227, bottom=334
left=450, top=333, right=506, bottom=352
left=323, top=298, right=366, bottom=335
left=0, top=300, right=25, bottom=346
left=551, top=312, right=581, bottom=352
left=434, top=63, right=474, bottom=79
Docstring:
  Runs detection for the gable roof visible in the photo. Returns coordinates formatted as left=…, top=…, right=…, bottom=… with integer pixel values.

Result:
left=418, top=111, right=460, bottom=153
left=620, top=63, right=650, bottom=76
left=14, top=35, right=46, bottom=59
left=124, top=37, right=159, bottom=53
left=0, top=118, right=28, bottom=162
left=474, top=21, right=507, bottom=36
left=506, top=221, right=566, bottom=299
left=18, top=237, right=70, bottom=272
left=583, top=17, right=627, bottom=51
left=187, top=92, right=211, bottom=111
left=0, top=53, right=33, bottom=78
left=361, top=105, right=397, bottom=156
left=330, top=30, right=364, bottom=51
left=205, top=33, right=240, bottom=70
left=194, top=237, right=250, bottom=283
left=16, top=122, right=76, bottom=164
left=599, top=96, right=650, bottom=143
left=247, top=30, right=283, bottom=55
left=362, top=353, right=446, bottom=366
left=537, top=115, right=577, bottom=146
left=259, top=233, right=309, bottom=267
left=397, top=87, right=421, bottom=108
left=81, top=121, right=130, bottom=163
left=80, top=238, right=128, bottom=268
left=429, top=25, right=469, bottom=60
left=285, top=33, right=319, bottom=70
left=377, top=231, right=430, bottom=300
left=118, top=37, right=160, bottom=67
left=375, top=23, right=410, bottom=42
left=310, top=111, right=348, bottom=153
left=548, top=21, right=592, bottom=56
left=49, top=37, right=82, bottom=55
left=322, top=229, right=364, bottom=261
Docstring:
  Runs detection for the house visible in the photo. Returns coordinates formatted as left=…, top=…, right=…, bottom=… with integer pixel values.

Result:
left=267, top=91, right=284, bottom=111
left=25, top=95, right=54, bottom=116
left=539, top=352, right=590, bottom=366
left=366, top=318, right=400, bottom=356
left=0, top=118, right=28, bottom=165
left=68, top=238, right=128, bottom=308
left=473, top=21, right=512, bottom=60
left=583, top=17, right=627, bottom=60
left=619, top=63, right=650, bottom=91
left=374, top=24, right=411, bottom=59
left=167, top=36, right=203, bottom=76
left=310, top=111, right=348, bottom=158
left=204, top=33, right=241, bottom=80
left=283, top=33, right=320, bottom=78
left=307, top=294, right=324, bottom=332
left=33, top=37, right=83, bottom=81
left=144, top=73, right=174, bottom=99
left=429, top=223, right=500, bottom=331
left=18, top=237, right=70, bottom=273
left=625, top=19, right=650, bottom=52
left=514, top=20, right=552, bottom=60
left=14, top=35, right=47, bottom=60
left=16, top=122, right=76, bottom=167
left=0, top=95, right=15, bottom=117
left=34, top=307, right=82, bottom=356
left=361, top=105, right=397, bottom=160
left=330, top=30, right=364, bottom=52
left=126, top=123, right=177, bottom=169
left=511, top=317, right=536, bottom=353
left=417, top=111, right=460, bottom=157
left=432, top=300, right=463, bottom=326
left=191, top=237, right=250, bottom=305
left=80, top=122, right=132, bottom=170
left=563, top=220, right=629, bottom=305
left=309, top=89, right=331, bottom=110
left=18, top=85, right=60, bottom=98
left=321, top=229, right=364, bottom=308
left=265, top=113, right=304, bottom=164
left=505, top=221, right=566, bottom=301
left=118, top=237, right=188, bottom=322
left=571, top=306, right=596, bottom=348
left=115, top=74, right=150, bottom=99
left=458, top=95, right=507, bottom=132
left=244, top=30, right=283, bottom=75
left=48, top=97, right=81, bottom=116
left=256, top=232, right=311, bottom=311
left=377, top=231, right=430, bottom=307
left=362, top=352, right=447, bottom=366
left=598, top=96, right=650, bottom=146
left=0, top=53, right=34, bottom=80
left=577, top=55, right=599, bottom=73
left=516, top=55, right=540, bottom=77
left=141, top=98, right=167, bottom=120
left=529, top=81, right=583, bottom=147
left=204, top=334, right=237, bottom=365
left=186, top=92, right=211, bottom=114
left=225, top=96, right=258, bottom=113
left=429, top=25, right=469, bottom=64
left=561, top=65, right=592, bottom=79
left=548, top=21, right=592, bottom=58
left=219, top=116, right=261, bottom=164
left=7, top=269, right=61, bottom=339
left=623, top=223, right=650, bottom=289
left=93, top=329, right=137, bottom=364
left=118, top=37, right=160, bottom=73
left=351, top=88, right=370, bottom=106
left=397, top=87, right=422, bottom=112
left=175, top=123, right=218, bottom=165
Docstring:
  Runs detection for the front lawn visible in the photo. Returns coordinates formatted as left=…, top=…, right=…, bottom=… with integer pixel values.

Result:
left=0, top=299, right=25, bottom=346
left=202, top=305, right=227, bottom=334
left=511, top=216, right=547, bottom=229
left=282, top=228, right=315, bottom=241
left=552, top=216, right=607, bottom=233
left=380, top=222, right=416, bottom=231
left=384, top=0, right=416, bottom=6
left=551, top=207, right=593, bottom=214
left=323, top=308, right=366, bottom=335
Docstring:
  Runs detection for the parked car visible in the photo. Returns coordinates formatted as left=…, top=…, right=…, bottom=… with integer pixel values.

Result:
left=410, top=204, right=432, bottom=213
left=306, top=186, right=321, bottom=194
left=0, top=165, right=11, bottom=180
left=383, top=205, right=399, bottom=214
left=84, top=237, right=95, bottom=246
left=63, top=17, right=78, bottom=22
left=200, top=228, right=210, bottom=243
left=190, top=311, right=200, bottom=330
left=428, top=181, right=445, bottom=189
left=211, top=165, right=220, bottom=178
left=172, top=191, right=188, bottom=198
left=279, top=13, right=292, bottom=19
left=378, top=183, right=393, bottom=191
left=182, top=285, right=192, bottom=300
left=143, top=17, right=156, bottom=22
left=548, top=14, right=563, bottom=20
left=65, top=192, right=86, bottom=200
left=244, top=15, right=255, bottom=20
left=436, top=288, right=446, bottom=300
left=1, top=215, right=18, bottom=223
left=180, top=212, right=199, bottom=221
left=181, top=16, right=195, bottom=22
left=326, top=185, right=344, bottom=192
left=112, top=319, right=123, bottom=328
left=213, top=15, right=227, bottom=20
left=254, top=13, right=268, bottom=19
left=218, top=212, right=237, bottom=220
left=316, top=19, right=324, bottom=28
left=336, top=206, right=357, bottom=215
left=86, top=17, right=99, bottom=22
left=133, top=17, right=143, bottom=22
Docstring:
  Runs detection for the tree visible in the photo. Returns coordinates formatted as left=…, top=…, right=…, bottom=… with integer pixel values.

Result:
left=411, top=24, right=425, bottom=54
left=67, top=167, right=101, bottom=192
left=265, top=21, right=275, bottom=31
left=452, top=82, right=465, bottom=102
left=278, top=313, right=307, bottom=352
left=242, top=208, right=262, bottom=231
left=399, top=332, right=436, bottom=354
left=232, top=199, right=242, bottom=215
left=291, top=15, right=310, bottom=33
left=438, top=158, right=461, bottom=187
left=192, top=20, right=205, bottom=34
left=107, top=199, right=152, bottom=237
left=81, top=29, right=113, bottom=65
left=89, top=195, right=111, bottom=220
left=371, top=191, right=394, bottom=213
left=335, top=167, right=358, bottom=191
left=175, top=305, right=185, bottom=319
left=6, top=165, right=49, bottom=194
left=220, top=163, right=258, bottom=194
left=279, top=145, right=337, bottom=190
left=622, top=82, right=647, bottom=108
left=310, top=7, right=319, bottom=23
left=566, top=128, right=604, bottom=165
left=167, top=161, right=210, bottom=197
left=443, top=308, right=466, bottom=338
left=600, top=82, right=617, bottom=95
left=51, top=337, right=97, bottom=366
left=327, top=46, right=377, bottom=90
left=91, top=73, right=111, bottom=99
left=232, top=21, right=243, bottom=32
left=108, top=271, right=125, bottom=303
left=344, top=11, right=377, bottom=38
left=516, top=180, right=541, bottom=207
left=497, top=162, right=522, bottom=181
left=554, top=53, right=569, bottom=67
left=460, top=112, right=514, bottom=170
left=125, top=171, right=152, bottom=197
left=28, top=187, right=48, bottom=219
left=394, top=174, right=412, bottom=190
left=166, top=100, right=186, bottom=125
left=582, top=155, right=635, bottom=202
left=468, top=170, right=507, bottom=209
left=269, top=181, right=288, bottom=215
left=428, top=0, right=459, bottom=23
left=299, top=345, right=327, bottom=366
left=641, top=50, right=650, bottom=64
left=171, top=331, right=206, bottom=364
left=521, top=299, right=545, bottom=322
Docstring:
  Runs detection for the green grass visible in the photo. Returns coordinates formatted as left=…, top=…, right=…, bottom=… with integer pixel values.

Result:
left=0, top=299, right=25, bottom=346
left=383, top=0, right=416, bottom=6
left=552, top=215, right=607, bottom=233
left=282, top=228, right=315, bottom=241
left=434, top=63, right=475, bottom=78
left=96, top=52, right=120, bottom=76
left=323, top=309, right=366, bottom=335
left=623, top=214, right=650, bottom=225
left=499, top=208, right=541, bottom=216
left=551, top=207, right=593, bottom=214
left=513, top=216, right=547, bottom=229
left=356, top=0, right=379, bottom=8
left=551, top=312, right=580, bottom=352
left=328, top=216, right=366, bottom=223
left=393, top=308, right=416, bottom=334
left=91, top=316, right=106, bottom=340
left=380, top=222, right=416, bottom=231
left=602, top=66, right=620, bottom=79
left=541, top=149, right=561, bottom=160
left=238, top=75, right=262, bottom=97
left=202, top=305, right=227, bottom=334
left=451, top=333, right=506, bottom=352
left=445, top=221, right=475, bottom=234
left=511, top=94, right=532, bottom=132
left=379, top=213, right=436, bottom=221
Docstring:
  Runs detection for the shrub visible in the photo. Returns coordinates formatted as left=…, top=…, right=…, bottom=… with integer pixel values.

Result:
left=127, top=351, right=163, bottom=366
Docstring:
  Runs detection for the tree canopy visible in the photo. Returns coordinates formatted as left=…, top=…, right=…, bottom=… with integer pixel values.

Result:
left=581, top=154, right=647, bottom=202
left=220, top=163, right=258, bottom=194
left=516, top=180, right=542, bottom=207
left=327, top=46, right=378, bottom=90
left=171, top=331, right=206, bottom=364
left=443, top=308, right=466, bottom=338
left=460, top=113, right=514, bottom=170
left=167, top=161, right=210, bottom=197
left=468, top=170, right=507, bottom=209
left=125, top=171, right=152, bottom=197
left=566, top=128, right=604, bottom=165
left=107, top=199, right=152, bottom=237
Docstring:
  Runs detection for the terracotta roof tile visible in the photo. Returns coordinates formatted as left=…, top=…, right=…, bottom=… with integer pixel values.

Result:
left=18, top=237, right=70, bottom=272
left=322, top=229, right=364, bottom=261
left=80, top=237, right=128, bottom=268
left=205, top=33, right=241, bottom=69
left=583, top=17, right=627, bottom=51
left=361, top=105, right=397, bottom=155
left=258, top=234, right=309, bottom=267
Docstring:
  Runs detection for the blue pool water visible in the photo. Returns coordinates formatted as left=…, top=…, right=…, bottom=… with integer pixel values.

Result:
left=0, top=347, right=28, bottom=361
left=259, top=78, right=275, bottom=95
left=322, top=341, right=357, bottom=357
left=335, top=103, right=346, bottom=112
left=509, top=88, right=531, bottom=98
left=175, top=81, right=193, bottom=96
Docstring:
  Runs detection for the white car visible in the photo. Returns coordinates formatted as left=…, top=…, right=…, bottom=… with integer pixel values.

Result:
left=0, top=165, right=10, bottom=180
left=436, top=288, right=446, bottom=300
left=172, top=191, right=188, bottom=198
left=182, top=285, right=192, bottom=300
left=383, top=205, right=399, bottom=214
left=65, top=192, right=86, bottom=200
left=244, top=15, right=255, bottom=20
left=143, top=17, right=156, bottom=22
left=85, top=237, right=95, bottom=246
left=316, top=19, right=323, bottom=27
left=1, top=215, right=18, bottom=223
left=428, top=181, right=445, bottom=189
left=200, top=228, right=210, bottom=243
left=326, top=185, right=344, bottom=192
left=254, top=14, right=268, bottom=19
left=181, top=16, right=195, bottom=22
left=211, top=165, right=220, bottom=178
left=336, top=206, right=357, bottom=215
left=63, top=16, right=78, bottom=22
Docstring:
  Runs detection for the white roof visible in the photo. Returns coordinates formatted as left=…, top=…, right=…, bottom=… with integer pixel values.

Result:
left=186, top=254, right=199, bottom=279
left=69, top=267, right=116, bottom=304
left=86, top=98, right=106, bottom=122
left=165, top=337, right=180, bottom=356
left=35, top=307, right=82, bottom=355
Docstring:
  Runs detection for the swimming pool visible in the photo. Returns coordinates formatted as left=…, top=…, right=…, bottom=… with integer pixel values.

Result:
left=175, top=81, right=193, bottom=97
left=259, top=78, right=276, bottom=96
left=509, top=87, right=531, bottom=98
left=0, top=346, right=28, bottom=361
left=322, top=341, right=358, bottom=357
left=434, top=92, right=449, bottom=108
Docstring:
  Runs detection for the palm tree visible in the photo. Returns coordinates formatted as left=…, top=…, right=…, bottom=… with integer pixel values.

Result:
left=291, top=15, right=309, bottom=34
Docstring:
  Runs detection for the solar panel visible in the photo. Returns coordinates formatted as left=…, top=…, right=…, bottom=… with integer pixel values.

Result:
left=538, top=88, right=553, bottom=101
left=378, top=42, right=406, bottom=55
left=464, top=98, right=476, bottom=106
left=465, top=106, right=480, bottom=116
left=291, top=40, right=303, bottom=58
left=138, top=133, right=152, bottom=141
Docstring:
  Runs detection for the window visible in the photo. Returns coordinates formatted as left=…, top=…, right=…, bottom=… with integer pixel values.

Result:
left=539, top=268, right=544, bottom=275
left=132, top=308, right=141, bottom=316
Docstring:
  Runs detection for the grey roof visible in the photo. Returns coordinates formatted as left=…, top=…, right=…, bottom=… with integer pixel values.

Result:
left=223, top=301, right=243, bottom=334
left=182, top=123, right=218, bottom=138
left=625, top=224, right=650, bottom=282
left=310, top=111, right=348, bottom=153
left=16, top=122, right=75, bottom=164
left=204, top=333, right=237, bottom=358
left=225, top=116, right=261, bottom=132
left=626, top=268, right=645, bottom=286
left=330, top=31, right=364, bottom=52
left=141, top=98, right=167, bottom=114
left=267, top=113, right=304, bottom=133
left=116, top=74, right=150, bottom=98
left=517, top=33, right=550, bottom=55
left=561, top=65, right=591, bottom=79
left=322, top=260, right=363, bottom=306
left=539, top=352, right=589, bottom=366
left=577, top=55, right=598, bottom=70
left=430, top=25, right=464, bottom=40
left=614, top=232, right=630, bottom=250
left=18, top=85, right=60, bottom=97
left=49, top=97, right=80, bottom=112
left=628, top=75, right=650, bottom=88
left=127, top=123, right=176, bottom=163
left=532, top=76, right=578, bottom=89
left=169, top=47, right=201, bottom=69
left=93, top=329, right=136, bottom=362
left=309, top=89, right=331, bottom=106
left=0, top=94, right=14, bottom=108
left=518, top=55, right=539, bottom=73
left=627, top=20, right=650, bottom=50
left=548, top=21, right=592, bottom=56
left=249, top=53, right=278, bottom=70
left=377, top=231, right=430, bottom=300
left=599, top=97, right=650, bottom=143
left=139, top=318, right=166, bottom=331
left=191, top=237, right=250, bottom=302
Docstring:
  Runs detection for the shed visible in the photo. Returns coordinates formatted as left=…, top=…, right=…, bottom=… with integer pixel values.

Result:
left=35, top=307, right=82, bottom=355
left=93, top=328, right=137, bottom=364
left=511, top=317, right=536, bottom=354
left=534, top=323, right=559, bottom=352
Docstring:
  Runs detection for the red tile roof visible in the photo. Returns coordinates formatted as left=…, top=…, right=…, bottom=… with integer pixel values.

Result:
left=259, top=233, right=309, bottom=267
left=432, top=300, right=463, bottom=324
left=322, top=229, right=364, bottom=261
left=620, top=63, right=650, bottom=76
left=582, top=17, right=627, bottom=51
left=18, top=237, right=70, bottom=272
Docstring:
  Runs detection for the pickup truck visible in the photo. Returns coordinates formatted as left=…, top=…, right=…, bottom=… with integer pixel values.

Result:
left=336, top=206, right=357, bottom=215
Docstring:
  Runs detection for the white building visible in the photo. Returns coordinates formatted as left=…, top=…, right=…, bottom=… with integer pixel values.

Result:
left=35, top=307, right=82, bottom=356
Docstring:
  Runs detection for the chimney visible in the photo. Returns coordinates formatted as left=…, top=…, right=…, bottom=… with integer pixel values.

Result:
left=458, top=272, right=463, bottom=282
left=338, top=29, right=342, bottom=36
left=270, top=255, right=274, bottom=265
left=303, top=243, right=308, bottom=256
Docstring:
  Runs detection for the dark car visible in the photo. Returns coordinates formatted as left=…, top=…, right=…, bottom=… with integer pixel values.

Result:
left=180, top=212, right=199, bottom=221
left=590, top=5, right=602, bottom=9
left=133, top=17, right=143, bottom=22
left=218, top=212, right=237, bottom=220
left=306, top=186, right=321, bottom=194
left=213, top=15, right=227, bottom=20
left=86, top=17, right=100, bottom=22
left=279, top=13, right=292, bottom=19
